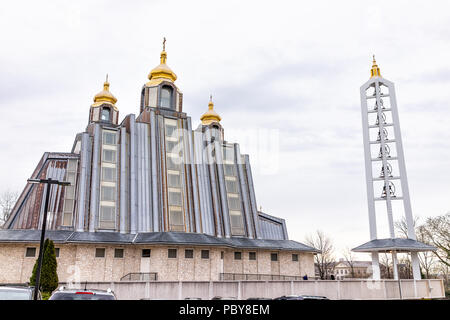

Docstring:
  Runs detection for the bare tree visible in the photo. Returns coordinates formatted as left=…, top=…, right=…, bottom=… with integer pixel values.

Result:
left=394, top=216, right=419, bottom=238
left=305, top=230, right=335, bottom=280
left=437, top=262, right=450, bottom=292
left=398, top=255, right=413, bottom=279
left=394, top=216, right=437, bottom=279
left=419, top=213, right=450, bottom=292
left=421, top=213, right=450, bottom=268
left=380, top=252, right=392, bottom=279
left=342, top=248, right=356, bottom=278
left=416, top=225, right=437, bottom=279
left=0, top=190, right=18, bottom=227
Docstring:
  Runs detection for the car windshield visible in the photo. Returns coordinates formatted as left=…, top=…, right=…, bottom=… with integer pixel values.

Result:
left=0, top=288, right=32, bottom=300
left=49, top=292, right=115, bottom=300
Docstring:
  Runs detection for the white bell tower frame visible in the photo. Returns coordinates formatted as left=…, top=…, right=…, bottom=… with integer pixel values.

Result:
left=358, top=57, right=423, bottom=280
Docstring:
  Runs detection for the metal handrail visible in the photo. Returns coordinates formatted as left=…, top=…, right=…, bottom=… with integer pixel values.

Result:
left=120, top=272, right=158, bottom=281
left=219, top=273, right=306, bottom=281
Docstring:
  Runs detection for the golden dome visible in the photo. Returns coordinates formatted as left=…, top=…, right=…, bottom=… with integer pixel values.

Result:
left=200, top=96, right=221, bottom=125
left=370, top=55, right=381, bottom=78
left=93, top=76, right=118, bottom=108
left=147, top=38, right=177, bottom=84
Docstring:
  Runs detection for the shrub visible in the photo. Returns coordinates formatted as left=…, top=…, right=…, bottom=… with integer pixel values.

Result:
left=29, top=239, right=59, bottom=294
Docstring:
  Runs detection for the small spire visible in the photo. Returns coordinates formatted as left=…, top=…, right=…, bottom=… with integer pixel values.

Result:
left=370, top=55, right=381, bottom=78
left=201, top=94, right=221, bottom=125
left=160, top=37, right=167, bottom=64
left=103, top=74, right=110, bottom=90
left=209, top=94, right=213, bottom=109
left=147, top=38, right=177, bottom=83
left=93, top=75, right=117, bottom=106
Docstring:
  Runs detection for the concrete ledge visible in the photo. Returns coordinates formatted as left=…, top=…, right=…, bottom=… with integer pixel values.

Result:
left=54, top=279, right=445, bottom=300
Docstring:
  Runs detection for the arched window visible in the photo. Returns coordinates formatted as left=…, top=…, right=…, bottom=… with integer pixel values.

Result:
left=160, top=86, right=173, bottom=109
left=101, top=107, right=111, bottom=121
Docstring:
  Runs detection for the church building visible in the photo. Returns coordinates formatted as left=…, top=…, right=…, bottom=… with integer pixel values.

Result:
left=0, top=41, right=317, bottom=283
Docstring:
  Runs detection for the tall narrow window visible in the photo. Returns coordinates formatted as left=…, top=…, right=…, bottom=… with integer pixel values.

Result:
left=165, top=118, right=185, bottom=231
left=99, top=129, right=117, bottom=229
left=62, top=159, right=78, bottom=226
left=101, top=107, right=111, bottom=121
left=160, top=86, right=173, bottom=109
left=223, top=145, right=245, bottom=236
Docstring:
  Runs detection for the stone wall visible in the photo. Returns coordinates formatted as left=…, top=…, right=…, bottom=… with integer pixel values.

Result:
left=0, top=243, right=315, bottom=283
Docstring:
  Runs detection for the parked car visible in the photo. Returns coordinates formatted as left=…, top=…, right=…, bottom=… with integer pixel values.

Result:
left=300, top=295, right=329, bottom=300
left=49, top=286, right=116, bottom=300
left=246, top=297, right=272, bottom=300
left=0, top=286, right=41, bottom=300
left=274, top=295, right=304, bottom=300
left=274, top=295, right=328, bottom=300
left=211, top=296, right=237, bottom=300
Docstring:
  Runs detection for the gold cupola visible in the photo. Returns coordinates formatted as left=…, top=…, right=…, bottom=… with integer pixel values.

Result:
left=201, top=95, right=222, bottom=125
left=147, top=38, right=177, bottom=85
left=370, top=55, right=381, bottom=78
left=92, top=75, right=118, bottom=110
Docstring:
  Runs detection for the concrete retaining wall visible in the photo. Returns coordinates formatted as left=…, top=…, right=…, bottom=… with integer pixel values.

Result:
left=58, top=279, right=445, bottom=300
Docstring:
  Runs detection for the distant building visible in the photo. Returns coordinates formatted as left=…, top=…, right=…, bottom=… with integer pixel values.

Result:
left=314, top=260, right=373, bottom=280
left=334, top=259, right=372, bottom=280
left=314, top=262, right=337, bottom=280
left=0, top=41, right=318, bottom=284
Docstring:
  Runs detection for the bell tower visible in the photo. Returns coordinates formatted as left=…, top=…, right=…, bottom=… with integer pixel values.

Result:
left=353, top=56, right=435, bottom=280
left=200, top=95, right=224, bottom=141
left=140, top=38, right=183, bottom=114
left=89, top=75, right=119, bottom=125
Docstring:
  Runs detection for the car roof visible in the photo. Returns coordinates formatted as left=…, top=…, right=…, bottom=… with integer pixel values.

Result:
left=54, top=288, right=114, bottom=295
left=0, top=286, right=33, bottom=291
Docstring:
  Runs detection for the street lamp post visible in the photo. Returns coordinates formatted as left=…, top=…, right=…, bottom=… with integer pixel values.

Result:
left=28, top=178, right=70, bottom=300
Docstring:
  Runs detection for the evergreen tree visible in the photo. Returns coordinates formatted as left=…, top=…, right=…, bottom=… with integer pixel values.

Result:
left=29, top=239, right=59, bottom=294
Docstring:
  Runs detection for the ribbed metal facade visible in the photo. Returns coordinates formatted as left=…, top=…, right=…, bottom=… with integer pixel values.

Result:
left=4, top=85, right=288, bottom=242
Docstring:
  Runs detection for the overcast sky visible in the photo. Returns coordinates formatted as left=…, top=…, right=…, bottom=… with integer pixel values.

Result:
left=1, top=0, right=449, bottom=259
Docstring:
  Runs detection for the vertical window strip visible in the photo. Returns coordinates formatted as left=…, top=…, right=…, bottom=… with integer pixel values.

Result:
left=99, top=129, right=117, bottom=229
left=222, top=146, right=245, bottom=236
left=62, top=159, right=78, bottom=226
left=164, top=118, right=185, bottom=231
